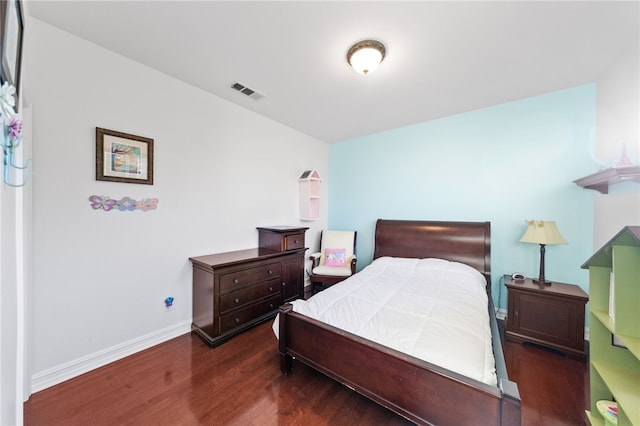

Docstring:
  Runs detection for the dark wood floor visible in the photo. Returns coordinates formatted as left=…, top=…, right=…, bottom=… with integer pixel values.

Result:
left=24, top=320, right=589, bottom=426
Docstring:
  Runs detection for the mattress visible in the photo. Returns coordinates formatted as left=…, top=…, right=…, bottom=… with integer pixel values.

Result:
left=273, top=256, right=498, bottom=386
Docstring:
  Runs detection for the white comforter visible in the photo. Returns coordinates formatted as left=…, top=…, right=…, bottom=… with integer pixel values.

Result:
left=272, top=256, right=498, bottom=386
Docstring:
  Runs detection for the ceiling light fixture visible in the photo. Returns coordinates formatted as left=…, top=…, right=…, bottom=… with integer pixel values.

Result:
left=347, top=39, right=386, bottom=75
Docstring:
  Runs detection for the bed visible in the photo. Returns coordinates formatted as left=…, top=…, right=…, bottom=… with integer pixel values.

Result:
left=275, top=219, right=521, bottom=425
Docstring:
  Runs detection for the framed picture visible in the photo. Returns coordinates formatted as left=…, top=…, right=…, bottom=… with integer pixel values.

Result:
left=0, top=0, right=24, bottom=111
left=96, top=128, right=154, bottom=185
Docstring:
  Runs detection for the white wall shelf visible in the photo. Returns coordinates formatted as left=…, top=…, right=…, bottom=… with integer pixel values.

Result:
left=298, top=169, right=321, bottom=221
left=573, top=166, right=640, bottom=194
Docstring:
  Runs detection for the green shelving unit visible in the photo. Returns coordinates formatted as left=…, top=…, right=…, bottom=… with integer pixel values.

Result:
left=582, top=226, right=640, bottom=426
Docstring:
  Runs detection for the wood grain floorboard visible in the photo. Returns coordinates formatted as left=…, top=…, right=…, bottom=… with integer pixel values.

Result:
left=504, top=340, right=589, bottom=426
left=24, top=320, right=588, bottom=425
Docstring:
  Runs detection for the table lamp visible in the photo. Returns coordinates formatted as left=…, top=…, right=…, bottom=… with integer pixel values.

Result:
left=519, top=220, right=566, bottom=285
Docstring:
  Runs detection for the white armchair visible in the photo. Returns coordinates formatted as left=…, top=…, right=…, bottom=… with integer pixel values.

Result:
left=309, top=230, right=357, bottom=293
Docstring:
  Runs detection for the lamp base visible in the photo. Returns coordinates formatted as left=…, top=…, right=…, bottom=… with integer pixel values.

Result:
left=532, top=278, right=552, bottom=286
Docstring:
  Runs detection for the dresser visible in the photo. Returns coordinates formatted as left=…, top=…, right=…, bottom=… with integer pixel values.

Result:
left=190, top=226, right=307, bottom=347
left=505, top=276, right=588, bottom=360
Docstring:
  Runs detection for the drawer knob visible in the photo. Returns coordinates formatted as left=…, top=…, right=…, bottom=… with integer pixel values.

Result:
left=294, top=240, right=299, bottom=244
left=234, top=318, right=240, bottom=324
left=234, top=298, right=240, bottom=304
left=270, top=304, right=274, bottom=309
left=515, top=311, right=519, bottom=316
left=269, top=287, right=273, bottom=292
left=268, top=270, right=273, bottom=275
left=233, top=278, right=239, bottom=284
left=282, top=282, right=286, bottom=287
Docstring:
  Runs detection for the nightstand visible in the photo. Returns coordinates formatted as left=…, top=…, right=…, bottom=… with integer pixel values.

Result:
left=505, top=276, right=588, bottom=360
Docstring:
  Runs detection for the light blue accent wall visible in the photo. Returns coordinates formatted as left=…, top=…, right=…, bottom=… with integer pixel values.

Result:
left=328, top=84, right=596, bottom=310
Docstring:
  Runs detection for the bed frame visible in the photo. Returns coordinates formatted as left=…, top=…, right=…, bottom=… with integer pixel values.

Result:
left=278, top=219, right=521, bottom=425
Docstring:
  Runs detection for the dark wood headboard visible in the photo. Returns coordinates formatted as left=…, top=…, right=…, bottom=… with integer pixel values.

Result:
left=373, top=219, right=491, bottom=280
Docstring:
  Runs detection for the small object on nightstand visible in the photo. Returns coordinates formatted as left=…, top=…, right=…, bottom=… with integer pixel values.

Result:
left=511, top=273, right=525, bottom=281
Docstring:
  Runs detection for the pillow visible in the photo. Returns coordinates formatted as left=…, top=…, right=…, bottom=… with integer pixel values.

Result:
left=324, top=248, right=347, bottom=267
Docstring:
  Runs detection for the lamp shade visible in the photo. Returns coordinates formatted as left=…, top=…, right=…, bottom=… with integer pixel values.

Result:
left=519, top=220, right=567, bottom=245
left=347, top=40, right=386, bottom=75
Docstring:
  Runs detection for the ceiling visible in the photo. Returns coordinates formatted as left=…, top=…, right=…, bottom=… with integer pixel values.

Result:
left=27, top=1, right=639, bottom=143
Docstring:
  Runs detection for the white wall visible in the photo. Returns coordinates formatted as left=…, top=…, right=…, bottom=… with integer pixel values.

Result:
left=0, top=165, right=23, bottom=425
left=0, top=3, right=31, bottom=422
left=26, top=19, right=328, bottom=392
left=593, top=44, right=640, bottom=248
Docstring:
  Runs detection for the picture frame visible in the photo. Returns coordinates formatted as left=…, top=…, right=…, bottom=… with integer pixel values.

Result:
left=96, top=127, right=154, bottom=185
left=0, top=0, right=24, bottom=111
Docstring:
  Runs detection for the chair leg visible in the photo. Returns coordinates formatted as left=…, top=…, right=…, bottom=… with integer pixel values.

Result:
left=312, top=281, right=324, bottom=294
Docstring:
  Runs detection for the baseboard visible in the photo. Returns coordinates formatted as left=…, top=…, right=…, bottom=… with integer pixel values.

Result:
left=30, top=320, right=192, bottom=395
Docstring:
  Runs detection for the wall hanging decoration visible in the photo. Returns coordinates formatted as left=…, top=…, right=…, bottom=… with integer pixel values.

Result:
left=0, top=82, right=29, bottom=186
left=96, top=127, right=154, bottom=185
left=298, top=169, right=321, bottom=221
left=89, top=195, right=159, bottom=212
left=0, top=0, right=24, bottom=110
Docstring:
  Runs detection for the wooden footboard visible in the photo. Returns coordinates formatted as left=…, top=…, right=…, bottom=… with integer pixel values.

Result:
left=487, top=286, right=521, bottom=426
left=279, top=303, right=521, bottom=426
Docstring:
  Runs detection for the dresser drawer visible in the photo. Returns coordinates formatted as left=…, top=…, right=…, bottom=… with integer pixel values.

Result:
left=219, top=278, right=280, bottom=314
left=219, top=262, right=281, bottom=293
left=257, top=226, right=308, bottom=252
left=284, top=234, right=305, bottom=251
left=219, top=294, right=280, bottom=333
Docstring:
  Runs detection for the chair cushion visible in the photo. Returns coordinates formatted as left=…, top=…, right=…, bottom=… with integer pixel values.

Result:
left=312, top=264, right=352, bottom=277
left=324, top=248, right=346, bottom=266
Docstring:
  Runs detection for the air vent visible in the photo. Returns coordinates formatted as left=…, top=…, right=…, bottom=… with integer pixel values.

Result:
left=230, top=82, right=264, bottom=100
